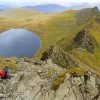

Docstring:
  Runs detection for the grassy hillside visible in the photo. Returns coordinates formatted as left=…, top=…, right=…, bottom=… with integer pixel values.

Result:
left=53, top=16, right=100, bottom=75
left=0, top=7, right=100, bottom=75
left=0, top=9, right=79, bottom=58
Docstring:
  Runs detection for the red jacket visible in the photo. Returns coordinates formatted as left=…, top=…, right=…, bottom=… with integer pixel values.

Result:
left=0, top=69, right=5, bottom=78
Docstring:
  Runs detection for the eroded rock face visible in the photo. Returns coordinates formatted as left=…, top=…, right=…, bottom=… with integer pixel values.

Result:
left=0, top=59, right=100, bottom=100
left=41, top=46, right=78, bottom=69
left=54, top=71, right=100, bottom=100
left=73, top=30, right=98, bottom=54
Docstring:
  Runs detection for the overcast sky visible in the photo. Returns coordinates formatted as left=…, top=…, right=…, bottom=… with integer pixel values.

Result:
left=0, top=0, right=100, bottom=7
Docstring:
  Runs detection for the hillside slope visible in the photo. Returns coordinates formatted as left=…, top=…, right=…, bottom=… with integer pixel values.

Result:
left=0, top=7, right=99, bottom=74
left=41, top=15, right=100, bottom=75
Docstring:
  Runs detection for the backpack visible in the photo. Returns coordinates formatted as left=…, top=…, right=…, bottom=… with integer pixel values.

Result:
left=1, top=69, right=5, bottom=78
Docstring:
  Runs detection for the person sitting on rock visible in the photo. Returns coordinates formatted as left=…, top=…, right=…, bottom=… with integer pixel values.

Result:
left=0, top=66, right=10, bottom=79
left=5, top=66, right=10, bottom=79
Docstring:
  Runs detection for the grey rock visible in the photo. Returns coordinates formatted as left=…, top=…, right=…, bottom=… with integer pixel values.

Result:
left=0, top=58, right=99, bottom=100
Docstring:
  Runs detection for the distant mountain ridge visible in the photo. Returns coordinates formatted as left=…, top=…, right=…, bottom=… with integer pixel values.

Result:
left=24, top=4, right=100, bottom=13
left=0, top=8, right=41, bottom=19
left=0, top=5, right=10, bottom=12
left=24, top=4, right=67, bottom=13
left=0, top=3, right=100, bottom=13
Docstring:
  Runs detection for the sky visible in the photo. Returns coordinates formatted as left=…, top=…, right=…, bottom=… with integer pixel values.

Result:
left=0, top=0, right=100, bottom=7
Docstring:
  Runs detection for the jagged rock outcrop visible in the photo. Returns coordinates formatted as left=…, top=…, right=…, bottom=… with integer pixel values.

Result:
left=54, top=71, right=100, bottom=100
left=0, top=58, right=100, bottom=100
left=0, top=58, right=63, bottom=100
left=73, top=30, right=98, bottom=54
left=41, top=46, right=78, bottom=69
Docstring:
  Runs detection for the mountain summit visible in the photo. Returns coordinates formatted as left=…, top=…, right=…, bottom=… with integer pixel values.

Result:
left=77, top=7, right=99, bottom=24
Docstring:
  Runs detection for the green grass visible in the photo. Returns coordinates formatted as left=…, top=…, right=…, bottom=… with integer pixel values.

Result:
left=0, top=10, right=79, bottom=59
left=0, top=8, right=100, bottom=75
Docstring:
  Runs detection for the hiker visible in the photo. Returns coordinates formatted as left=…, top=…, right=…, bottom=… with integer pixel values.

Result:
left=0, top=66, right=10, bottom=79
left=5, top=66, right=10, bottom=79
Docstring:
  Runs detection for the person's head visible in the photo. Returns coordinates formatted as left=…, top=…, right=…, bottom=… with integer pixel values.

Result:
left=5, top=66, right=8, bottom=69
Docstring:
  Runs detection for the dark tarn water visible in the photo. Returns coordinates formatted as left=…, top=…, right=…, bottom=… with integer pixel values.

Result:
left=0, top=29, right=41, bottom=58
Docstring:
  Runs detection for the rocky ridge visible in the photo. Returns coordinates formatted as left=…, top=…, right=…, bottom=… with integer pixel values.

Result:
left=72, top=29, right=98, bottom=54
left=0, top=58, right=99, bottom=100
left=41, top=46, right=78, bottom=69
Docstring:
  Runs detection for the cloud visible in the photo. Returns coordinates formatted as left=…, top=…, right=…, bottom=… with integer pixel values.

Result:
left=0, top=0, right=100, bottom=7
left=1, top=0, right=100, bottom=3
